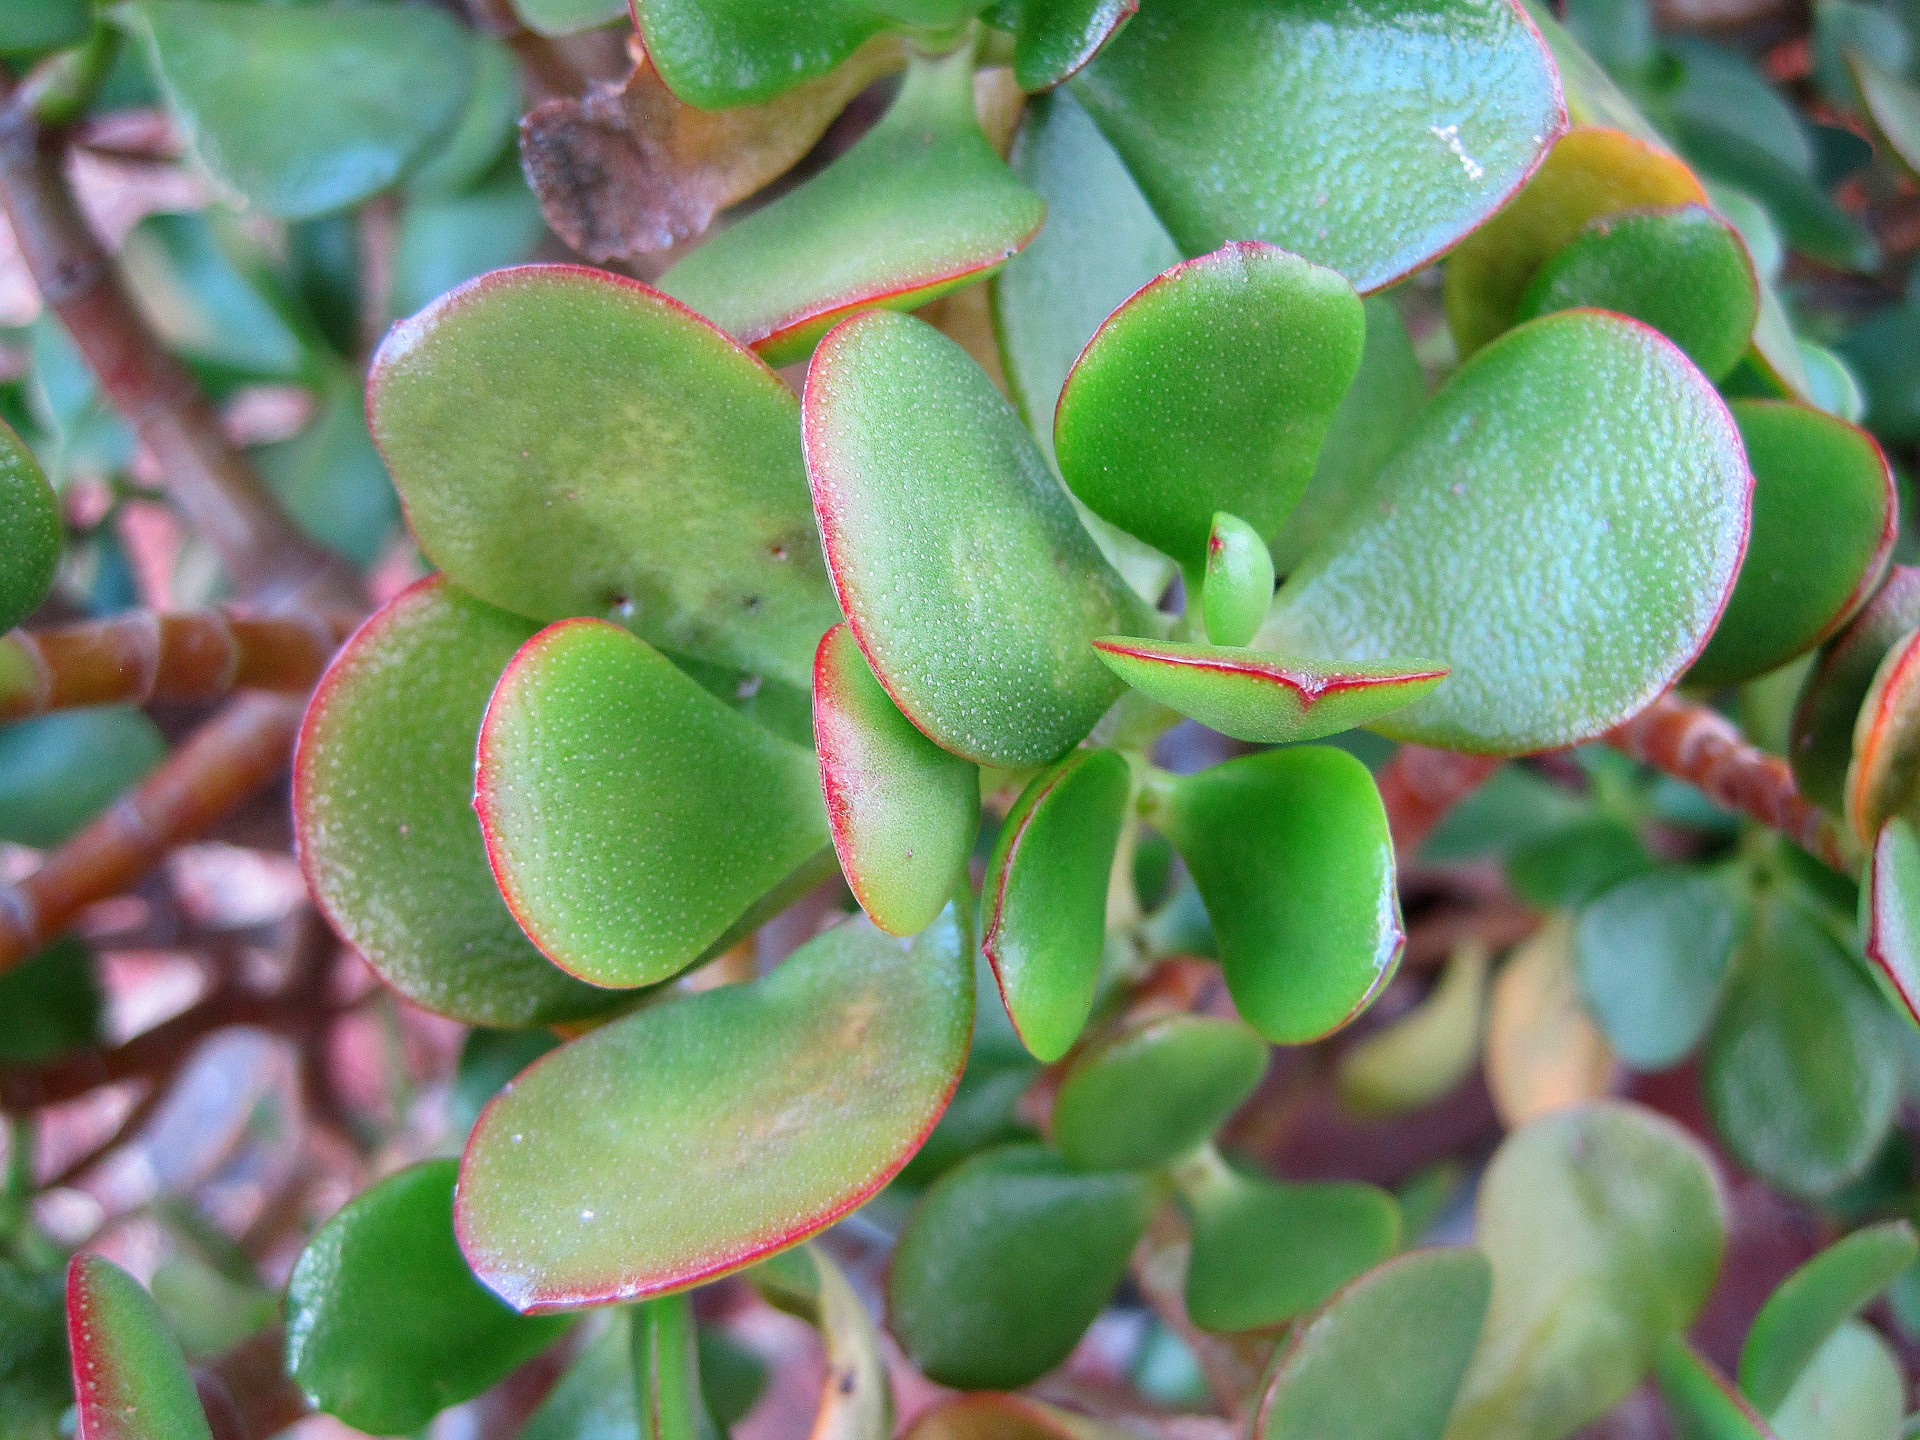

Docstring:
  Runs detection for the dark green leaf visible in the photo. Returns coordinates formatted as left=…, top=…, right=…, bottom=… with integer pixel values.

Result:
left=1051, top=1013, right=1266, bottom=1171
left=0, top=708, right=166, bottom=850
left=255, top=374, right=399, bottom=569
left=392, top=164, right=549, bottom=321
left=0, top=936, right=101, bottom=1065
left=631, top=0, right=888, bottom=108
left=0, top=0, right=88, bottom=54
left=0, top=419, right=59, bottom=634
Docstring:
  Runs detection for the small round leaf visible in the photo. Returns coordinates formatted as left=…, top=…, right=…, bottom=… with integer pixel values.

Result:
left=0, top=419, right=58, bottom=634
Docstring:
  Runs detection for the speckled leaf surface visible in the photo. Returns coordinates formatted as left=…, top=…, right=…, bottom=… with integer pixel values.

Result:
left=1252, top=1250, right=1492, bottom=1440
left=295, top=578, right=618, bottom=1027
left=67, top=1255, right=212, bottom=1440
left=1865, top=818, right=1920, bottom=1031
left=804, top=311, right=1147, bottom=766
left=662, top=53, right=1045, bottom=366
left=458, top=908, right=972, bottom=1311
left=286, top=1161, right=568, bottom=1434
left=1791, top=567, right=1920, bottom=815
left=475, top=619, right=828, bottom=989
left=1264, top=310, right=1751, bottom=755
left=1444, top=126, right=1707, bottom=356
left=1093, top=640, right=1446, bottom=747
left=1445, top=1103, right=1725, bottom=1440
left=1160, top=746, right=1400, bottom=1044
left=1071, top=0, right=1563, bottom=292
left=1687, top=401, right=1894, bottom=690
left=1052, top=243, right=1364, bottom=574
left=1050, top=1014, right=1267, bottom=1171
left=1515, top=206, right=1757, bottom=381
left=814, top=624, right=978, bottom=937
left=369, top=266, right=837, bottom=691
left=630, top=0, right=887, bottom=108
left=991, top=0, right=1136, bottom=90
left=983, top=748, right=1130, bottom=1061
left=1845, top=627, right=1920, bottom=846
left=887, top=1144, right=1155, bottom=1389
left=0, top=420, right=58, bottom=634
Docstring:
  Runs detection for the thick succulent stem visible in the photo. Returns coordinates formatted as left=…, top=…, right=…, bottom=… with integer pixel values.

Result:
left=1376, top=744, right=1503, bottom=857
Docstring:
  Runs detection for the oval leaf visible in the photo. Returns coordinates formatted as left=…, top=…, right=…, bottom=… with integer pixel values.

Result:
left=1265, top=309, right=1750, bottom=754
left=1159, top=746, right=1400, bottom=1044
left=1485, top=915, right=1615, bottom=1129
left=1201, top=512, right=1276, bottom=648
left=475, top=618, right=829, bottom=988
left=67, top=1255, right=213, bottom=1440
left=983, top=747, right=1131, bottom=1061
left=1846, top=626, right=1920, bottom=847
left=458, top=909, right=972, bottom=1310
left=1769, top=1320, right=1905, bottom=1440
left=804, top=310, right=1146, bottom=766
left=815, top=623, right=979, bottom=938
left=1865, top=817, right=1920, bottom=1031
left=995, top=0, right=1137, bottom=92
left=0, top=419, right=58, bottom=634
left=1072, top=0, right=1564, bottom=291
left=1337, top=940, right=1490, bottom=1118
left=631, top=0, right=886, bottom=108
left=295, top=578, right=618, bottom=1026
left=370, top=266, right=838, bottom=690
left=1791, top=566, right=1920, bottom=815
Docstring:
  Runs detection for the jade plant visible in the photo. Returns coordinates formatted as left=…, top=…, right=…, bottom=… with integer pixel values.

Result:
left=6, top=0, right=1920, bottom=1436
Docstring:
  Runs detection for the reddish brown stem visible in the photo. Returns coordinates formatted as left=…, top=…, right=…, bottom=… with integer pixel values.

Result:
left=197, top=1329, right=310, bottom=1440
left=0, top=693, right=305, bottom=973
left=0, top=609, right=352, bottom=721
left=1377, top=745, right=1504, bottom=857
left=1605, top=692, right=1851, bottom=871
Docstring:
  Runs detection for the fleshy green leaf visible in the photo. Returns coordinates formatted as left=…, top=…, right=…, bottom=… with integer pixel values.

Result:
left=1687, top=401, right=1895, bottom=690
left=120, top=212, right=313, bottom=386
left=1092, top=639, right=1446, bottom=747
left=286, top=1161, right=569, bottom=1434
left=1265, top=309, right=1751, bottom=754
left=406, top=36, right=522, bottom=197
left=982, top=748, right=1130, bottom=1061
left=1445, top=1103, right=1725, bottom=1440
left=1252, top=1249, right=1492, bottom=1440
left=1514, top=205, right=1758, bottom=381
left=1865, top=818, right=1920, bottom=1031
left=1850, top=51, right=1920, bottom=180
left=0, top=419, right=59, bottom=634
left=1050, top=1013, right=1267, bottom=1171
left=0, top=936, right=102, bottom=1064
left=804, top=310, right=1146, bottom=766
left=0, top=708, right=167, bottom=849
left=815, top=623, right=978, bottom=937
left=1768, top=1321, right=1905, bottom=1440
left=1072, top=0, right=1564, bottom=292
left=1703, top=893, right=1900, bottom=1200
left=1337, top=941, right=1490, bottom=1118
left=511, top=0, right=627, bottom=39
left=128, top=0, right=474, bottom=220
left=1791, top=567, right=1920, bottom=815
left=1846, top=627, right=1920, bottom=846
left=519, top=1314, right=637, bottom=1440
left=991, top=0, right=1136, bottom=91
left=1652, top=1337, right=1777, bottom=1440
left=1445, top=126, right=1709, bottom=356
left=474, top=618, right=829, bottom=989
left=66, top=1255, right=212, bottom=1440
left=1052, top=243, right=1364, bottom=575
left=1201, top=513, right=1275, bottom=648
left=1738, top=1220, right=1919, bottom=1413
left=662, top=52, right=1045, bottom=366
left=295, top=578, right=618, bottom=1027
left=887, top=1143, right=1155, bottom=1389
left=370, top=265, right=839, bottom=691
left=631, top=0, right=889, bottom=108
left=0, top=0, right=87, bottom=54
left=1573, top=867, right=1747, bottom=1071
left=458, top=909, right=972, bottom=1310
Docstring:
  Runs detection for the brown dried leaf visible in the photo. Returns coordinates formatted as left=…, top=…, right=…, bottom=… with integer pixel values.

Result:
left=520, top=40, right=902, bottom=263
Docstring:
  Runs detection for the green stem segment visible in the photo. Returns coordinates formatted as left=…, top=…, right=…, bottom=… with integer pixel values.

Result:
left=631, top=1293, right=719, bottom=1440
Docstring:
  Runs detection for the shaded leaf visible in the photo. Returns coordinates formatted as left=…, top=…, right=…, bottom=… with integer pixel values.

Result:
left=1653, top=1336, right=1778, bottom=1440
left=512, top=0, right=626, bottom=38
left=906, top=1393, right=1136, bottom=1440
left=0, top=708, right=166, bottom=850
left=988, top=0, right=1136, bottom=91
left=1791, top=566, right=1920, bottom=815
left=1865, top=818, right=1920, bottom=1032
left=256, top=372, right=400, bottom=569
left=1485, top=916, right=1614, bottom=1128
left=0, top=936, right=101, bottom=1065
left=0, top=419, right=59, bottom=634
left=391, top=163, right=549, bottom=323
left=1338, top=941, right=1490, bottom=1118
left=1850, top=51, right=1920, bottom=181
left=631, top=1294, right=719, bottom=1440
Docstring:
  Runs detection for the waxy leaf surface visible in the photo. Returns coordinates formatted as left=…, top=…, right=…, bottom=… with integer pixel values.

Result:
left=1051, top=1013, right=1267, bottom=1171
left=815, top=624, right=978, bottom=937
left=887, top=1144, right=1155, bottom=1389
left=459, top=908, right=972, bottom=1310
left=805, top=311, right=1145, bottom=766
left=0, top=420, right=58, bottom=634
left=1253, top=1250, right=1492, bottom=1440
left=662, top=53, right=1045, bottom=366
left=1515, top=206, right=1757, bottom=381
left=1446, top=1103, right=1725, bottom=1440
left=1846, top=627, right=1920, bottom=846
left=1266, top=310, right=1750, bottom=754
left=1093, top=639, right=1446, bottom=747
left=1160, top=746, right=1400, bottom=1044
left=990, top=0, right=1136, bottom=91
left=1201, top=513, right=1275, bottom=648
left=1052, top=243, right=1364, bottom=574
left=1072, top=0, right=1563, bottom=292
left=632, top=0, right=886, bottom=108
left=67, top=1255, right=212, bottom=1440
left=296, top=579, right=617, bottom=1027
left=130, top=1, right=472, bottom=220
left=630, top=1294, right=719, bottom=1440
left=1688, top=401, right=1894, bottom=690
left=286, top=1161, right=569, bottom=1434
left=475, top=619, right=828, bottom=988
left=370, top=266, right=837, bottom=690
left=1791, top=566, right=1920, bottom=815
left=983, top=748, right=1130, bottom=1061
left=1865, top=818, right=1920, bottom=1031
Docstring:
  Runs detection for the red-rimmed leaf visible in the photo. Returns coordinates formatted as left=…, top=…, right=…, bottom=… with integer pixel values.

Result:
left=661, top=52, right=1045, bottom=367
left=804, top=310, right=1148, bottom=767
left=1865, top=819, right=1920, bottom=1032
left=1265, top=309, right=1751, bottom=754
left=1845, top=627, right=1920, bottom=847
left=1092, top=639, right=1446, bottom=747
left=1652, top=1336, right=1779, bottom=1440
left=989, top=0, right=1137, bottom=92
left=0, top=418, right=58, bottom=634
left=983, top=748, right=1131, bottom=1062
left=814, top=622, right=978, bottom=938
left=1158, top=746, right=1400, bottom=1044
left=457, top=907, right=973, bottom=1311
left=1052, top=242, right=1365, bottom=575
left=1790, top=566, right=1920, bottom=815
left=369, top=265, right=837, bottom=691
left=67, top=1254, right=213, bottom=1440
left=1071, top=0, right=1564, bottom=292
left=475, top=618, right=829, bottom=989
left=295, top=577, right=619, bottom=1027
